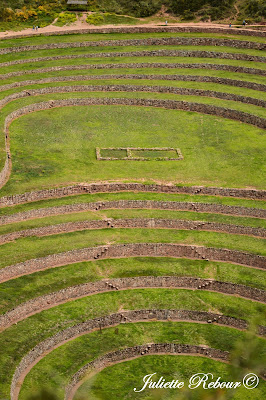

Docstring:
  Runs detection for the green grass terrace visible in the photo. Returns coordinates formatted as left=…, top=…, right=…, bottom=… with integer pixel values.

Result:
left=0, top=28, right=265, bottom=400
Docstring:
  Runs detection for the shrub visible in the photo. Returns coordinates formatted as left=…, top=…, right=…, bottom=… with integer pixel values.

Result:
left=125, top=0, right=162, bottom=17
left=0, top=1, right=60, bottom=28
left=86, top=13, right=105, bottom=25
left=209, top=6, right=224, bottom=20
left=28, top=9, right=38, bottom=18
left=56, top=11, right=76, bottom=26
left=181, top=10, right=194, bottom=20
left=200, top=13, right=209, bottom=21
left=14, top=6, right=38, bottom=21
left=96, top=0, right=161, bottom=18
left=243, top=0, right=266, bottom=18
left=0, top=7, right=15, bottom=22
left=169, top=0, right=234, bottom=19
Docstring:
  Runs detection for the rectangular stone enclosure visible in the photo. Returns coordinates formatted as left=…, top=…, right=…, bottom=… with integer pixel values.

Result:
left=96, top=148, right=183, bottom=161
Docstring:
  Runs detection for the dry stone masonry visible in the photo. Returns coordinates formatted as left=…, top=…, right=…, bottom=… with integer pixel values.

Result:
left=0, top=218, right=264, bottom=245
left=1, top=72, right=265, bottom=93
left=1, top=25, right=265, bottom=400
left=1, top=97, right=265, bottom=190
left=2, top=62, right=266, bottom=80
left=11, top=307, right=256, bottom=400
left=96, top=147, right=183, bottom=161
left=1, top=85, right=265, bottom=110
left=0, top=243, right=265, bottom=283
left=2, top=25, right=265, bottom=40
left=65, top=343, right=229, bottom=400
left=0, top=183, right=265, bottom=209
left=1, top=50, right=266, bottom=71
left=1, top=37, right=265, bottom=56
left=0, top=200, right=265, bottom=225
left=1, top=281, right=265, bottom=331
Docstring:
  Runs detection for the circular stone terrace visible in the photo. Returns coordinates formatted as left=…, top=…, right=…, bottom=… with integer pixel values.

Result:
left=0, top=25, right=265, bottom=400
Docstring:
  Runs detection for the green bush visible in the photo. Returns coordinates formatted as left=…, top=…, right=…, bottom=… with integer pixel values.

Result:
left=86, top=13, right=105, bottom=25
left=0, top=7, right=15, bottom=21
left=0, top=2, right=58, bottom=23
left=242, top=0, right=266, bottom=18
left=2, top=1, right=265, bottom=23
left=124, top=0, right=162, bottom=17
left=96, top=0, right=162, bottom=18
left=169, top=0, right=235, bottom=19
left=181, top=10, right=195, bottom=20
left=209, top=6, right=224, bottom=20
left=55, top=11, right=76, bottom=26
left=200, top=13, right=209, bottom=21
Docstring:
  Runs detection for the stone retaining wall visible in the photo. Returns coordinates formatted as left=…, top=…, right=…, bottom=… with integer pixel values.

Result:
left=0, top=156, right=9, bottom=188
left=0, top=243, right=265, bottom=283
left=2, top=61, right=266, bottom=80
left=12, top=299, right=265, bottom=400
left=1, top=183, right=265, bottom=209
left=65, top=342, right=230, bottom=400
left=2, top=50, right=266, bottom=69
left=0, top=218, right=264, bottom=245
left=4, top=97, right=265, bottom=130
left=1, top=37, right=265, bottom=56
left=0, top=200, right=265, bottom=225
left=1, top=70, right=266, bottom=95
left=0, top=182, right=265, bottom=208
left=3, top=25, right=265, bottom=40
left=1, top=97, right=265, bottom=191
left=1, top=85, right=265, bottom=110
left=1, top=279, right=265, bottom=331
left=8, top=308, right=246, bottom=399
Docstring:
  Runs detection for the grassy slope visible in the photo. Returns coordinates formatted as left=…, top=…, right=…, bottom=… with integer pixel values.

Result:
left=1, top=32, right=266, bottom=49
left=0, top=228, right=265, bottom=270
left=5, top=89, right=265, bottom=115
left=0, top=46, right=265, bottom=66
left=1, top=290, right=265, bottom=397
left=0, top=103, right=263, bottom=194
left=2, top=48, right=266, bottom=74
left=19, top=322, right=266, bottom=400
left=0, top=29, right=264, bottom=400
left=0, top=209, right=265, bottom=237
left=0, top=32, right=263, bottom=192
left=75, top=355, right=266, bottom=400
left=1, top=68, right=265, bottom=87
left=2, top=79, right=266, bottom=103
left=1, top=257, right=266, bottom=316
left=0, top=192, right=265, bottom=216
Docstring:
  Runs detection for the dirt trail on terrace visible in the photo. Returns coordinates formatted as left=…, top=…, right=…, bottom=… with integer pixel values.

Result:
left=0, top=19, right=261, bottom=39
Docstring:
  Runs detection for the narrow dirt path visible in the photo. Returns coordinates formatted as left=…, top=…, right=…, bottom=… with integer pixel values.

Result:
left=0, top=20, right=263, bottom=39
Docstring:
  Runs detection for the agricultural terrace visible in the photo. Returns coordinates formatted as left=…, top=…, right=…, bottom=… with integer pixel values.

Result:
left=0, top=25, right=265, bottom=400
